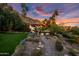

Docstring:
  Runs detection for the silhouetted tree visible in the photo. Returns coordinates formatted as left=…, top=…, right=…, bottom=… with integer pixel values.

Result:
left=49, top=10, right=59, bottom=25
left=21, top=3, right=27, bottom=16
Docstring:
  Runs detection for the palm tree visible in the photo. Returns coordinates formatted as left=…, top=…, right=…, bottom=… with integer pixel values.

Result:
left=49, top=10, right=59, bottom=25
left=52, top=10, right=59, bottom=17
left=21, top=3, right=27, bottom=16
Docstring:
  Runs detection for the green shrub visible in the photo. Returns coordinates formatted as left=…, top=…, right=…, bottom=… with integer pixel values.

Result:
left=61, top=30, right=76, bottom=38
left=68, top=48, right=77, bottom=56
left=67, top=39, right=76, bottom=44
left=48, top=24, right=65, bottom=35
left=61, top=32, right=76, bottom=44
left=70, top=27, right=79, bottom=35
left=68, top=51, right=76, bottom=56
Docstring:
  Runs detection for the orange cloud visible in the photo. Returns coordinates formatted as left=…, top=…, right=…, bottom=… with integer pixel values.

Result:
left=56, top=18, right=79, bottom=26
left=56, top=18, right=79, bottom=24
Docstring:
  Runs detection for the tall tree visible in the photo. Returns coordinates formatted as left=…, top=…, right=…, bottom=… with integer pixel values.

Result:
left=21, top=3, right=27, bottom=16
left=49, top=10, right=59, bottom=25
left=0, top=4, right=28, bottom=31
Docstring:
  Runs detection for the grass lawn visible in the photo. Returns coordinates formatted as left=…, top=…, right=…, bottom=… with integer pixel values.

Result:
left=0, top=32, right=28, bottom=56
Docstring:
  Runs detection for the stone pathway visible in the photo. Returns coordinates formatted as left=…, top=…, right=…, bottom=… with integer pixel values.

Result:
left=40, top=35, right=53, bottom=55
left=12, top=34, right=70, bottom=56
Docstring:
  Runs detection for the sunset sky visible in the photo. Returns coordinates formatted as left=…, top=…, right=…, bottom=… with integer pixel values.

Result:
left=8, top=3, right=79, bottom=26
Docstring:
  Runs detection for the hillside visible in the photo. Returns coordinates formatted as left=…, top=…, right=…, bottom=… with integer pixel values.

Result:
left=19, top=15, right=41, bottom=25
left=0, top=4, right=41, bottom=32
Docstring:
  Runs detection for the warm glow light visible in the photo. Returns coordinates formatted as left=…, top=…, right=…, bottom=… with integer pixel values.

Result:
left=56, top=18, right=79, bottom=26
